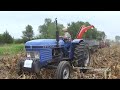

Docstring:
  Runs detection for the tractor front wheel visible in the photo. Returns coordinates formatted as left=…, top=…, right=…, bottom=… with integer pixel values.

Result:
left=56, top=61, right=71, bottom=79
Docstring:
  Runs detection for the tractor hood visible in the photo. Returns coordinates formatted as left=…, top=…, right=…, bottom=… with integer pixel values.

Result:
left=25, top=39, right=64, bottom=46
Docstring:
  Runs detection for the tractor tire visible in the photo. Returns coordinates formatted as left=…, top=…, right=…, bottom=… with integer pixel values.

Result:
left=73, top=41, right=90, bottom=73
left=56, top=61, right=71, bottom=79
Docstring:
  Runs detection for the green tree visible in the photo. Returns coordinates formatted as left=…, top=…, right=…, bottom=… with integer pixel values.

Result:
left=97, top=31, right=106, bottom=40
left=2, top=30, right=13, bottom=44
left=67, top=21, right=85, bottom=39
left=82, top=22, right=98, bottom=39
left=68, top=21, right=106, bottom=40
left=38, top=18, right=64, bottom=39
left=22, top=25, right=34, bottom=42
left=0, top=34, right=3, bottom=44
left=115, top=35, right=120, bottom=42
left=14, top=38, right=24, bottom=44
left=68, top=21, right=97, bottom=39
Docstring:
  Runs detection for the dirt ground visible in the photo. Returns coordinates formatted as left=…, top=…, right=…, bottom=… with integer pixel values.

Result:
left=0, top=45, right=120, bottom=79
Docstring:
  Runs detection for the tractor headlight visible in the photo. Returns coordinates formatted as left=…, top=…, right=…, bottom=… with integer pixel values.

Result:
left=34, top=52, right=40, bottom=59
left=26, top=51, right=40, bottom=59
left=27, top=52, right=31, bottom=58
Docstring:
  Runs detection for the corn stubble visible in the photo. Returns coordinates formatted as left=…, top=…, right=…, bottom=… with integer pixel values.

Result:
left=0, top=45, right=120, bottom=79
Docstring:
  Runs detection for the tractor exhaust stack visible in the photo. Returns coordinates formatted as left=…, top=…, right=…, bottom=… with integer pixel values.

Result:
left=55, top=18, right=59, bottom=47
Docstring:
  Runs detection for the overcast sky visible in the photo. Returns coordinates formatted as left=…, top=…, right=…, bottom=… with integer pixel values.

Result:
left=0, top=11, right=119, bottom=40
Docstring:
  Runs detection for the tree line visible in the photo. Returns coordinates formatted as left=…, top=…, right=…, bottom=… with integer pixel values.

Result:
left=0, top=18, right=112, bottom=44
left=115, top=36, right=120, bottom=44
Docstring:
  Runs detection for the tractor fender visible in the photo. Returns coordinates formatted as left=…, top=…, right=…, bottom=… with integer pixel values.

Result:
left=72, top=39, right=84, bottom=44
left=71, top=39, right=90, bottom=49
left=72, top=39, right=89, bottom=48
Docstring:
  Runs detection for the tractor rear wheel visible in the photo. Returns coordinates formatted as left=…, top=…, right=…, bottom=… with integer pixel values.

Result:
left=56, top=61, right=71, bottom=79
left=73, top=41, right=90, bottom=73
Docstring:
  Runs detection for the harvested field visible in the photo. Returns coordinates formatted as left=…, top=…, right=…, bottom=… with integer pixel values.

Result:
left=0, top=45, right=120, bottom=79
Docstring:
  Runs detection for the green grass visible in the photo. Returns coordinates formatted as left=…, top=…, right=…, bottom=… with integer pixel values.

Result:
left=0, top=44, right=25, bottom=56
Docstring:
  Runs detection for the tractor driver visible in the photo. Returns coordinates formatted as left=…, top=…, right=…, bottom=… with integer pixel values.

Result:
left=61, top=27, right=72, bottom=41
left=60, top=28, right=72, bottom=57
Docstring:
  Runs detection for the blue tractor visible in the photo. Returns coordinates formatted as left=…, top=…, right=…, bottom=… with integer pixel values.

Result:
left=17, top=18, right=90, bottom=79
